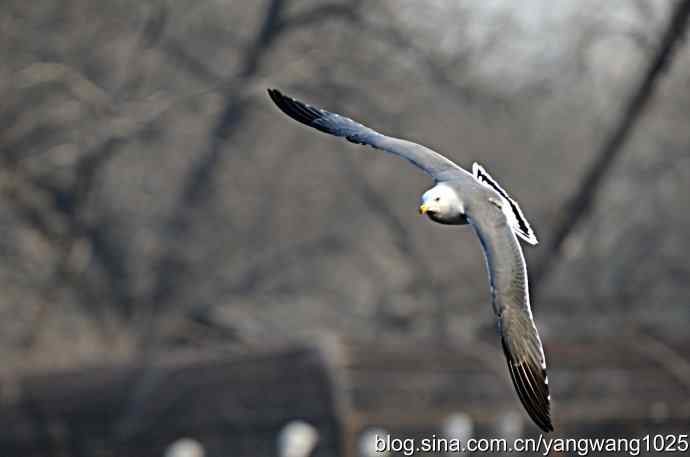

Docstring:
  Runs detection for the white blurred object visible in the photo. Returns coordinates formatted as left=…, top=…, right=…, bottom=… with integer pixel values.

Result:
left=497, top=411, right=523, bottom=439
left=359, top=427, right=390, bottom=457
left=278, top=421, right=319, bottom=457
left=443, top=413, right=474, bottom=443
left=164, top=438, right=205, bottom=457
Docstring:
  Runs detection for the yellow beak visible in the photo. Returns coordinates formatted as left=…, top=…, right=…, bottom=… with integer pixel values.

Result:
left=419, top=203, right=429, bottom=215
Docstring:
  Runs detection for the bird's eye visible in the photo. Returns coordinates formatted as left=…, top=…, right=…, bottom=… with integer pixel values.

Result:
left=435, top=197, right=440, bottom=202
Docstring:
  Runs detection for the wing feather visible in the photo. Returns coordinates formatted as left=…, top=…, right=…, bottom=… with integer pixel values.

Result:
left=268, top=89, right=462, bottom=179
left=472, top=163, right=538, bottom=245
left=468, top=205, right=552, bottom=432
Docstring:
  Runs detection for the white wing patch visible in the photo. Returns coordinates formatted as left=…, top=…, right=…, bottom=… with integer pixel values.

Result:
left=472, top=163, right=538, bottom=245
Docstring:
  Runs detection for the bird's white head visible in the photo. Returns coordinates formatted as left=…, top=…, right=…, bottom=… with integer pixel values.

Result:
left=419, top=183, right=465, bottom=224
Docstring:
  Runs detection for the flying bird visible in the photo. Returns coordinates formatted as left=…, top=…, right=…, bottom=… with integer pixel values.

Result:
left=267, top=89, right=552, bottom=432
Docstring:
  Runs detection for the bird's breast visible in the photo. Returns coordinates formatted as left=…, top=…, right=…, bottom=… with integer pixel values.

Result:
left=429, top=212, right=469, bottom=225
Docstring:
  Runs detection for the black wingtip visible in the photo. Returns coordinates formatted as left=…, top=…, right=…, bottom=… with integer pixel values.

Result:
left=267, top=88, right=280, bottom=106
left=502, top=339, right=553, bottom=433
left=267, top=88, right=282, bottom=104
left=267, top=89, right=339, bottom=137
left=506, top=361, right=553, bottom=432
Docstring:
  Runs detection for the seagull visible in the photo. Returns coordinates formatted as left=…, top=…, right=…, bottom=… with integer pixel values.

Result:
left=267, top=89, right=552, bottom=432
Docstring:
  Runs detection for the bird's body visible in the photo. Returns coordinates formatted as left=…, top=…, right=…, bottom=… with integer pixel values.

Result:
left=267, top=89, right=552, bottom=432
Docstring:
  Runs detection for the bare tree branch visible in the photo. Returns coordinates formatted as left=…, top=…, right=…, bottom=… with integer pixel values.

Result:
left=280, top=2, right=359, bottom=30
left=140, top=0, right=291, bottom=339
left=142, top=0, right=366, bottom=341
left=531, top=0, right=690, bottom=292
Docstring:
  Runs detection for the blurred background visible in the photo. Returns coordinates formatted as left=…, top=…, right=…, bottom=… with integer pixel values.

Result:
left=1, top=0, right=689, bottom=456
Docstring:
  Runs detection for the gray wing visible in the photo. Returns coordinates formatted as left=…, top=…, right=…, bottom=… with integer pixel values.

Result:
left=467, top=201, right=553, bottom=432
left=268, top=89, right=461, bottom=179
